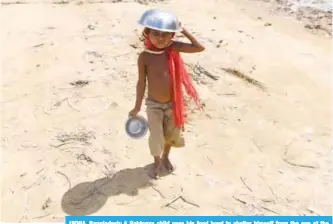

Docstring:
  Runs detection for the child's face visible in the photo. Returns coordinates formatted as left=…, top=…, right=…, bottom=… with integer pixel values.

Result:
left=147, top=29, right=174, bottom=49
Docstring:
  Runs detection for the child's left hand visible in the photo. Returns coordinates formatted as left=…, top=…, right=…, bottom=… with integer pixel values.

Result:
left=179, top=21, right=184, bottom=32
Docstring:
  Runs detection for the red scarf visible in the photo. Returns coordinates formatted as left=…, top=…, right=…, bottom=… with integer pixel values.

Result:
left=143, top=33, right=200, bottom=131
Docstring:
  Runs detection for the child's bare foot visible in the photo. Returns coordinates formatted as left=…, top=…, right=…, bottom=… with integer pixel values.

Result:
left=150, top=157, right=162, bottom=179
left=162, top=144, right=174, bottom=172
left=162, top=156, right=174, bottom=172
left=151, top=163, right=160, bottom=179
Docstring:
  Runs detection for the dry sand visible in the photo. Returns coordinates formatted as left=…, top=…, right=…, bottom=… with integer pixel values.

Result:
left=1, top=0, right=332, bottom=221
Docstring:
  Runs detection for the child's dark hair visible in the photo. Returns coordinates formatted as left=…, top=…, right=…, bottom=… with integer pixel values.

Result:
left=139, top=27, right=150, bottom=42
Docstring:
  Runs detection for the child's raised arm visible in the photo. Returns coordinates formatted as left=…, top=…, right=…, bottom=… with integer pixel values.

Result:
left=172, top=26, right=205, bottom=53
left=129, top=52, right=146, bottom=117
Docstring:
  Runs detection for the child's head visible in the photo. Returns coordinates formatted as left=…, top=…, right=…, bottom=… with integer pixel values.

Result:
left=143, top=28, right=174, bottom=49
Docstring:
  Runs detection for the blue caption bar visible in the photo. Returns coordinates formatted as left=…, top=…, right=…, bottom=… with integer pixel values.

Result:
left=66, top=216, right=332, bottom=224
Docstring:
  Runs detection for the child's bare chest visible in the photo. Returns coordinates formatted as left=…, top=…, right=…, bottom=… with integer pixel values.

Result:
left=145, top=53, right=169, bottom=77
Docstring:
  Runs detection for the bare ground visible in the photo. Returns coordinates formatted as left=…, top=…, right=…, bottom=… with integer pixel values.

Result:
left=1, top=0, right=332, bottom=221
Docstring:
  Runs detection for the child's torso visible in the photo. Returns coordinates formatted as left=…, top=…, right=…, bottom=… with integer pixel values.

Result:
left=144, top=51, right=171, bottom=103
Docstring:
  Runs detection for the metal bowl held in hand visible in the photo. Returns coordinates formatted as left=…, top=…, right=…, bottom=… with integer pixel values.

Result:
left=125, top=115, right=148, bottom=139
left=138, top=9, right=182, bottom=33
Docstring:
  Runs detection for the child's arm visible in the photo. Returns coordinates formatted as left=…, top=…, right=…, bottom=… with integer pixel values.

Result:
left=172, top=26, right=205, bottom=53
left=129, top=52, right=146, bottom=117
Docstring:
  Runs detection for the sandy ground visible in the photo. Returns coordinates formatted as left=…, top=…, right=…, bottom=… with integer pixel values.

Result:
left=1, top=0, right=332, bottom=221
left=249, top=0, right=332, bottom=37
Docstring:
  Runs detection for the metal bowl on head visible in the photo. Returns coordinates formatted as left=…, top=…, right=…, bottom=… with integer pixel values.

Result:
left=125, top=115, right=148, bottom=139
left=138, top=9, right=182, bottom=33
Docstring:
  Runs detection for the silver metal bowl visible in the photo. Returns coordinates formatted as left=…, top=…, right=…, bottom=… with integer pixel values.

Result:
left=125, top=115, right=148, bottom=139
left=138, top=9, right=182, bottom=33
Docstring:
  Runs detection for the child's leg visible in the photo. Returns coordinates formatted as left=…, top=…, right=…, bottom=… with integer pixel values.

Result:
left=147, top=107, right=164, bottom=178
left=162, top=108, right=185, bottom=172
left=153, top=156, right=162, bottom=177
left=162, top=143, right=173, bottom=172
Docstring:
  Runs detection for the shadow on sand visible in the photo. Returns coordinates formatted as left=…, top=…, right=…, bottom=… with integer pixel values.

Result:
left=61, top=163, right=171, bottom=216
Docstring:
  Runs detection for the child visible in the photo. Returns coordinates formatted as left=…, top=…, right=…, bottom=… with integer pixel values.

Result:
left=129, top=21, right=205, bottom=179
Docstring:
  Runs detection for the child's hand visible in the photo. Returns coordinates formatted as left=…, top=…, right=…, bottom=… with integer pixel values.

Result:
left=179, top=22, right=189, bottom=34
left=179, top=21, right=184, bottom=32
left=129, top=108, right=140, bottom=117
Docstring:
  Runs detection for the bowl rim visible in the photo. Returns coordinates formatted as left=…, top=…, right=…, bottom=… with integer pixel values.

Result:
left=125, top=115, right=148, bottom=139
left=137, top=22, right=183, bottom=33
